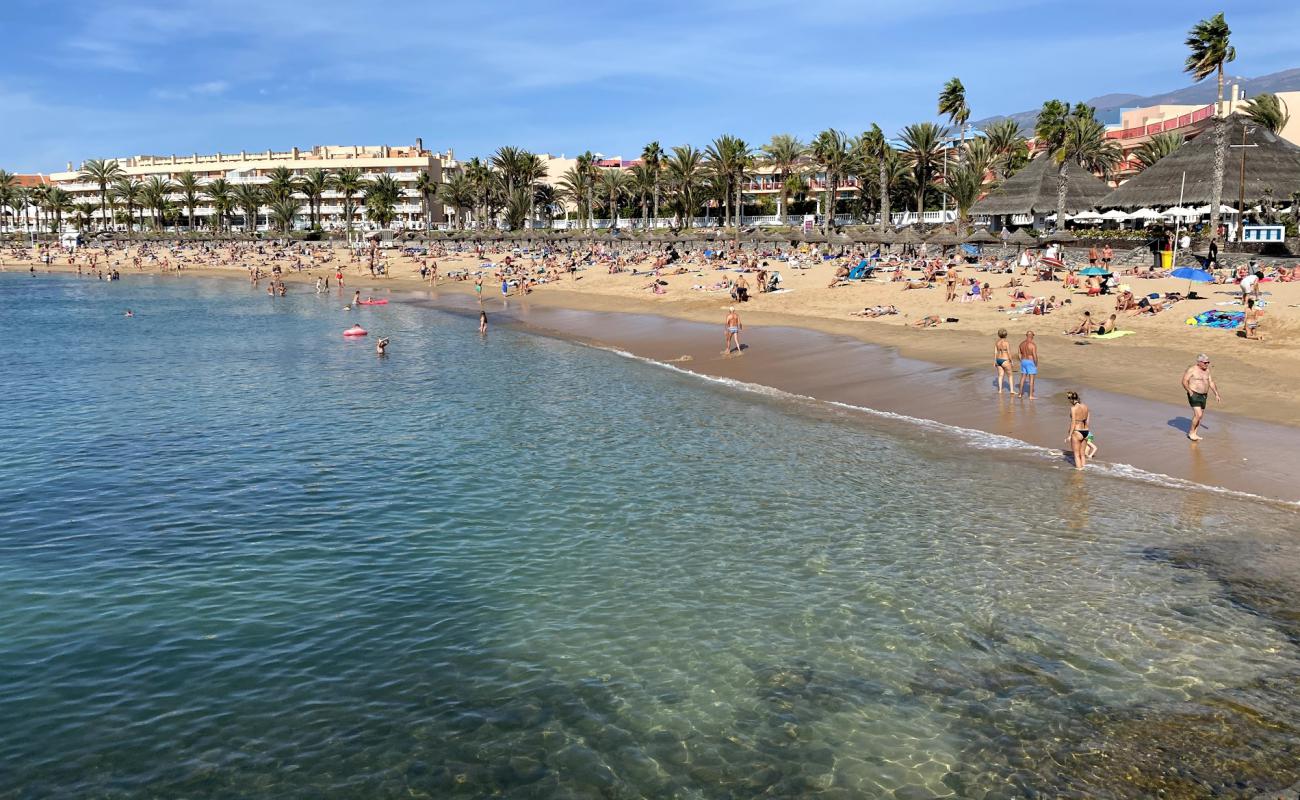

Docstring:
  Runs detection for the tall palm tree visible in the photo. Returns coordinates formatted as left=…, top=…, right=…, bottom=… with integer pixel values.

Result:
left=810, top=129, right=853, bottom=232
left=962, top=137, right=997, bottom=179
left=898, top=122, right=947, bottom=220
left=518, top=153, right=548, bottom=228
left=1185, top=12, right=1236, bottom=241
left=1132, top=132, right=1184, bottom=172
left=44, top=187, right=74, bottom=232
left=942, top=164, right=984, bottom=227
left=858, top=125, right=891, bottom=230
left=77, top=158, right=125, bottom=231
left=265, top=166, right=299, bottom=203
left=111, top=178, right=143, bottom=233
left=629, top=162, right=657, bottom=227
left=330, top=167, right=364, bottom=240
left=0, top=170, right=15, bottom=235
left=414, top=170, right=441, bottom=233
left=299, top=169, right=330, bottom=230
left=74, top=201, right=97, bottom=232
left=232, top=184, right=264, bottom=233
left=140, top=176, right=175, bottom=231
left=557, top=167, right=592, bottom=228
left=761, top=134, right=805, bottom=222
left=1047, top=108, right=1121, bottom=229
left=175, top=171, right=203, bottom=232
left=204, top=178, right=234, bottom=233
left=270, top=198, right=302, bottom=234
left=982, top=119, right=1029, bottom=180
left=363, top=174, right=402, bottom=230
left=533, top=184, right=559, bottom=228
left=27, top=184, right=50, bottom=235
left=1243, top=93, right=1290, bottom=134
left=597, top=168, right=630, bottom=227
left=665, top=145, right=704, bottom=228
left=575, top=152, right=598, bottom=229
left=641, top=142, right=663, bottom=223
left=938, top=77, right=970, bottom=145
left=442, top=173, right=474, bottom=230
left=705, top=134, right=751, bottom=228
left=490, top=146, right=526, bottom=198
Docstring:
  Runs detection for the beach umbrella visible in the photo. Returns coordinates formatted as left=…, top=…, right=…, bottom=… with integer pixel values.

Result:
left=1007, top=228, right=1040, bottom=247
left=1190, top=203, right=1238, bottom=215
left=925, top=229, right=962, bottom=247
left=1162, top=206, right=1196, bottom=218
left=1129, top=208, right=1163, bottom=220
left=893, top=227, right=922, bottom=245
left=962, top=229, right=999, bottom=244
left=1044, top=230, right=1078, bottom=244
left=1100, top=209, right=1130, bottom=221
left=1171, top=266, right=1215, bottom=295
left=1072, top=211, right=1104, bottom=223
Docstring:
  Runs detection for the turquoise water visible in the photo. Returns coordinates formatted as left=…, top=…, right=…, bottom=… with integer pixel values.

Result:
left=2, top=272, right=1299, bottom=798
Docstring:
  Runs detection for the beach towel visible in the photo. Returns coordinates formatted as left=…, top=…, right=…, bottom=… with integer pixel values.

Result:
left=1090, top=330, right=1134, bottom=339
left=1188, top=311, right=1244, bottom=329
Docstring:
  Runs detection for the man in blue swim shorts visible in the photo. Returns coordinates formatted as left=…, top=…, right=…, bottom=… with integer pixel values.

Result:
left=1018, top=330, right=1039, bottom=399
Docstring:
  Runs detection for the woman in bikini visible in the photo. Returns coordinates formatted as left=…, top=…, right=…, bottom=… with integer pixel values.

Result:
left=1065, top=390, right=1091, bottom=470
left=994, top=329, right=1014, bottom=394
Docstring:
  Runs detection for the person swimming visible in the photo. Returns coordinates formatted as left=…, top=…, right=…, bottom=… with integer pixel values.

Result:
left=375, top=337, right=389, bottom=355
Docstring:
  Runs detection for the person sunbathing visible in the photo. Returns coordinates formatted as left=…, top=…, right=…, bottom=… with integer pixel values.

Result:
left=851, top=304, right=899, bottom=317
left=913, top=315, right=943, bottom=328
left=902, top=280, right=930, bottom=290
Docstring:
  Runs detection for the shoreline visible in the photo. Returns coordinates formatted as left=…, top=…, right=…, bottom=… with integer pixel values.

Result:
left=8, top=259, right=1300, bottom=503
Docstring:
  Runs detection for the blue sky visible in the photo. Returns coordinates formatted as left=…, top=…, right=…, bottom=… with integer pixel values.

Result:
left=4, top=0, right=1299, bottom=173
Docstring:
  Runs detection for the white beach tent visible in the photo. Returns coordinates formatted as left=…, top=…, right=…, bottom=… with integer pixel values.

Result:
left=1162, top=206, right=1197, bottom=218
left=1129, top=208, right=1163, bottom=220
left=1190, top=203, right=1238, bottom=215
left=1100, top=209, right=1131, bottom=221
left=1072, top=211, right=1104, bottom=223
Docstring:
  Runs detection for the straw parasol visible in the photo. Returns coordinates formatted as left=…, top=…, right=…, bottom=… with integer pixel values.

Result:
left=925, top=229, right=962, bottom=247
left=1044, top=230, right=1078, bottom=244
left=893, top=226, right=923, bottom=245
left=971, top=153, right=1114, bottom=216
left=1099, top=115, right=1300, bottom=209
left=1007, top=228, right=1040, bottom=246
left=963, top=229, right=999, bottom=244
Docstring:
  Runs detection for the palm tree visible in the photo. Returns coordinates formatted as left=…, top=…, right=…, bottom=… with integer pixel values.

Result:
left=1047, top=108, right=1121, bottom=229
left=810, top=129, right=853, bottom=232
left=629, top=162, right=657, bottom=227
left=982, top=119, right=1030, bottom=180
left=441, top=173, right=475, bottom=230
left=938, top=77, right=970, bottom=145
left=330, top=167, right=364, bottom=240
left=1133, top=132, right=1184, bottom=172
left=0, top=170, right=15, bottom=235
left=1243, top=93, right=1290, bottom=134
left=265, top=166, right=300, bottom=203
left=705, top=134, right=752, bottom=229
left=74, top=201, right=97, bottom=232
left=1185, top=12, right=1236, bottom=241
left=518, top=153, right=548, bottom=228
left=9, top=187, right=30, bottom=236
left=641, top=141, right=663, bottom=223
left=140, top=176, right=175, bottom=231
left=943, top=164, right=984, bottom=226
left=505, top=188, right=531, bottom=231
left=858, top=125, right=891, bottom=229
left=27, top=184, right=50, bottom=235
left=557, top=167, right=592, bottom=228
left=575, top=152, right=598, bottom=229
left=490, top=146, right=526, bottom=198
left=898, top=122, right=947, bottom=220
left=363, top=174, right=402, bottom=230
left=112, top=178, right=143, bottom=233
left=175, top=171, right=203, bottom=232
left=761, top=134, right=805, bottom=222
left=533, top=184, right=559, bottom=228
left=597, top=168, right=630, bottom=228
left=963, top=137, right=997, bottom=179
left=414, top=170, right=441, bottom=233
left=232, top=184, right=264, bottom=233
left=77, top=158, right=125, bottom=231
left=204, top=178, right=234, bottom=233
left=270, top=198, right=302, bottom=234
left=299, top=169, right=330, bottom=230
left=45, top=187, right=74, bottom=232
left=665, top=145, right=704, bottom=227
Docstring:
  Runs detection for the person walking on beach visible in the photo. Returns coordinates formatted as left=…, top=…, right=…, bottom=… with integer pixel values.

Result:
left=1017, top=331, right=1039, bottom=399
left=994, top=329, right=1013, bottom=394
left=474, top=276, right=484, bottom=305
left=723, top=306, right=743, bottom=355
left=1181, top=354, right=1221, bottom=441
left=1065, top=391, right=1091, bottom=470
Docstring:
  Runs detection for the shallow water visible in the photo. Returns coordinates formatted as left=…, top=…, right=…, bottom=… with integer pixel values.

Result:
left=2, top=272, right=1299, bottom=799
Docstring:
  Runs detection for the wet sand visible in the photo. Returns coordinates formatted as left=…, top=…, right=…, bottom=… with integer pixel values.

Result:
left=421, top=289, right=1300, bottom=506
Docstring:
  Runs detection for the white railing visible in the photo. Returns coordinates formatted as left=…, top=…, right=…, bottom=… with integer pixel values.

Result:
left=890, top=210, right=957, bottom=226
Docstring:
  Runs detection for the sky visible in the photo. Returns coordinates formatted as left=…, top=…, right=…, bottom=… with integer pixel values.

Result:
left=4, top=0, right=1299, bottom=173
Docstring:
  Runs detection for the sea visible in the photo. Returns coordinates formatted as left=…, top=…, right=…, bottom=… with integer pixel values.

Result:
left=2, top=271, right=1299, bottom=798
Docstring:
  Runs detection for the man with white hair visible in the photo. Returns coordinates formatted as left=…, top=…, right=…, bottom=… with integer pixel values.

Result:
left=1181, top=354, right=1221, bottom=441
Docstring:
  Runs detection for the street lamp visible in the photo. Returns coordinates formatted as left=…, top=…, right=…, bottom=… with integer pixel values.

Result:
left=1230, top=123, right=1257, bottom=243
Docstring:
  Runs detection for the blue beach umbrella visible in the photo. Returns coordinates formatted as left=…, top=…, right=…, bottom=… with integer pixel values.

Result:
left=1171, top=266, right=1214, bottom=295
left=1079, top=266, right=1110, bottom=276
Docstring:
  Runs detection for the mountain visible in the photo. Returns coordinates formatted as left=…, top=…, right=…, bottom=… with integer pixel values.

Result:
left=971, top=67, right=1300, bottom=133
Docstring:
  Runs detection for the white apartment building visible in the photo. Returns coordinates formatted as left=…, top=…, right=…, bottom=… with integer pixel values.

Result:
left=46, top=140, right=456, bottom=231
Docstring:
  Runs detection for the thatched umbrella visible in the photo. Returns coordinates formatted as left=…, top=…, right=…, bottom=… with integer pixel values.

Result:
left=1099, top=114, right=1300, bottom=210
left=1007, top=228, right=1040, bottom=247
left=963, top=229, right=1000, bottom=244
left=925, top=229, right=962, bottom=247
left=1044, top=230, right=1078, bottom=244
left=894, top=227, right=923, bottom=246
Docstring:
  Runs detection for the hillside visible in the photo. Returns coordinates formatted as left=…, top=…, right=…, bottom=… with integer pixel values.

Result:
left=972, top=67, right=1300, bottom=132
